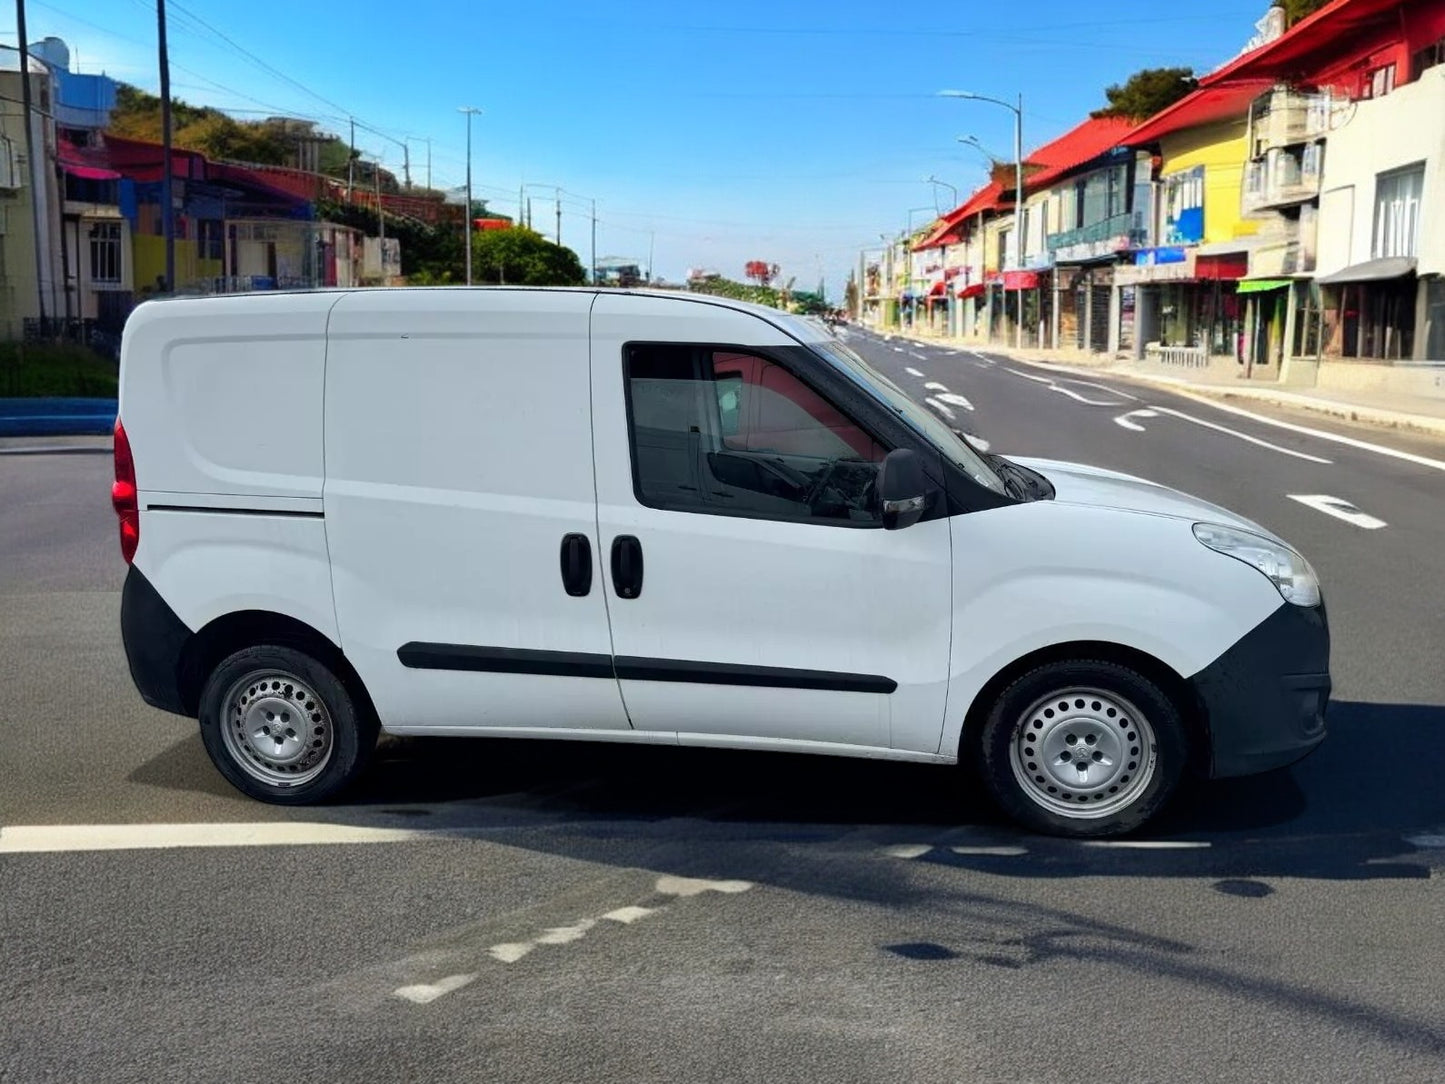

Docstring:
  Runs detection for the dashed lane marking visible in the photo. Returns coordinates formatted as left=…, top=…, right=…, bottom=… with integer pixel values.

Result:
left=905, top=366, right=925, bottom=377
left=924, top=381, right=950, bottom=392
left=394, top=974, right=477, bottom=1005
left=925, top=398, right=957, bottom=421
left=1288, top=494, right=1388, bottom=530
left=935, top=392, right=974, bottom=411
left=951, top=846, right=1029, bottom=857
left=881, top=843, right=933, bottom=859
left=1081, top=840, right=1212, bottom=850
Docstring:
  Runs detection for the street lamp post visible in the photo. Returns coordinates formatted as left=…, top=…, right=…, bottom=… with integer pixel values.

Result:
left=459, top=106, right=481, bottom=285
left=925, top=175, right=959, bottom=211
left=940, top=90, right=1024, bottom=350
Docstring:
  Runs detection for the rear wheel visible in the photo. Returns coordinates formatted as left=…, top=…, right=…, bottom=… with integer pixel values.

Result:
left=978, top=660, right=1187, bottom=837
left=199, top=645, right=377, bottom=805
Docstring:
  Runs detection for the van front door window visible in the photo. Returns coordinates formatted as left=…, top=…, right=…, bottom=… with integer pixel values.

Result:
left=625, top=344, right=887, bottom=526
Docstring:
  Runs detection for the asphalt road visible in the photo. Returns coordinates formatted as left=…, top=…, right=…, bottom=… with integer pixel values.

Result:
left=1, top=336, right=1443, bottom=1083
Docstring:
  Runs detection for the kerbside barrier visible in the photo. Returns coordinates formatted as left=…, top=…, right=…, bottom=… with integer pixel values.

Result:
left=0, top=398, right=117, bottom=437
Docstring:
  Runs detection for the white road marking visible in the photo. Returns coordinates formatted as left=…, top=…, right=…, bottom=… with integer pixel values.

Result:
left=394, top=974, right=477, bottom=1004
left=602, top=905, right=657, bottom=924
left=535, top=919, right=596, bottom=945
left=1288, top=494, right=1388, bottom=530
left=892, top=346, right=907, bottom=353
left=969, top=352, right=994, bottom=364
left=655, top=874, right=754, bottom=897
left=487, top=943, right=535, bottom=964
left=1081, top=840, right=1212, bottom=850
left=1004, top=354, right=1445, bottom=471
left=924, top=381, right=950, bottom=392
left=1404, top=833, right=1445, bottom=848
left=0, top=821, right=431, bottom=854
left=904, top=366, right=925, bottom=377
left=1006, top=368, right=1053, bottom=383
left=1119, top=406, right=1333, bottom=464
left=935, top=392, right=975, bottom=411
left=882, top=843, right=933, bottom=860
left=1050, top=384, right=1126, bottom=406
left=964, top=433, right=992, bottom=452
left=925, top=397, right=957, bottom=421
left=1066, top=379, right=1139, bottom=402
left=1115, top=409, right=1159, bottom=432
left=950, top=845, right=1028, bottom=857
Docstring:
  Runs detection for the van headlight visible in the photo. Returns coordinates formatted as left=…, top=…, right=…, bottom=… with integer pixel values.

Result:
left=1193, top=523, right=1321, bottom=607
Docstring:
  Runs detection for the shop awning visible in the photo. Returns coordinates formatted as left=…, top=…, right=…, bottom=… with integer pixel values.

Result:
left=956, top=283, right=985, bottom=300
left=928, top=280, right=947, bottom=297
left=1196, top=253, right=1249, bottom=281
left=1235, top=278, right=1292, bottom=294
left=1003, top=270, right=1040, bottom=291
left=1317, top=257, right=1417, bottom=285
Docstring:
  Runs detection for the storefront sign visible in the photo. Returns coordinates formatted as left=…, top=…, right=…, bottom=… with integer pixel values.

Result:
left=1054, top=236, right=1130, bottom=264
left=1115, top=250, right=1197, bottom=285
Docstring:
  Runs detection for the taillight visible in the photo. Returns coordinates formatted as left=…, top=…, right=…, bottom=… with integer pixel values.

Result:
left=112, top=418, right=139, bottom=564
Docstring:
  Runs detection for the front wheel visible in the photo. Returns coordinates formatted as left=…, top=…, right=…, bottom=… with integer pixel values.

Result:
left=199, top=645, right=377, bottom=805
left=978, top=660, right=1188, bottom=837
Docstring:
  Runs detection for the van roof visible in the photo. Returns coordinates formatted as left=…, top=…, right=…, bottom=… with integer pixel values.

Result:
left=132, top=286, right=833, bottom=343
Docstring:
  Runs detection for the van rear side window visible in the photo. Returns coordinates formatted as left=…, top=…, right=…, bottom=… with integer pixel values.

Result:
left=623, top=344, right=886, bottom=527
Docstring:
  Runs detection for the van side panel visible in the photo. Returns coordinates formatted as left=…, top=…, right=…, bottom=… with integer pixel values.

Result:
left=119, top=294, right=339, bottom=501
left=118, top=294, right=344, bottom=651
left=323, top=289, right=629, bottom=733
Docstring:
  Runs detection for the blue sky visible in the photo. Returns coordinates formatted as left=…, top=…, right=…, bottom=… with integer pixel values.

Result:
left=5, top=0, right=1278, bottom=294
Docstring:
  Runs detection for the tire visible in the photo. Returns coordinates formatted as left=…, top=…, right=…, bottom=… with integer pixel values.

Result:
left=198, top=645, right=378, bottom=805
left=977, top=660, right=1187, bottom=838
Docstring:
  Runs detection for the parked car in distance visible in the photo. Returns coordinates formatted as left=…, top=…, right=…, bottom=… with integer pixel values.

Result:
left=115, top=287, right=1329, bottom=837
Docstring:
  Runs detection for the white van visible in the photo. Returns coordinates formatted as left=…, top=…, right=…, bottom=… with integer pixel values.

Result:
left=115, top=288, right=1329, bottom=837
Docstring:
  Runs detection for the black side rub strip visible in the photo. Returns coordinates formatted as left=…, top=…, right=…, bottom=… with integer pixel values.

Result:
left=613, top=656, right=896, bottom=694
left=397, top=643, right=896, bottom=694
left=398, top=643, right=614, bottom=679
left=147, top=504, right=324, bottom=519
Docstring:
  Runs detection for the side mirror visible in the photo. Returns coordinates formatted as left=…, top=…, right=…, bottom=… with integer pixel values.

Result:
left=877, top=448, right=931, bottom=530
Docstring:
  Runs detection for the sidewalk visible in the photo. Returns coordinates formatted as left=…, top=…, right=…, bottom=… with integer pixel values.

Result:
left=896, top=333, right=1445, bottom=439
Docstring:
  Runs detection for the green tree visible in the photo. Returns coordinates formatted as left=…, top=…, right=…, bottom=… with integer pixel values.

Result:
left=1279, top=0, right=1329, bottom=24
left=471, top=228, right=587, bottom=286
left=1091, top=67, right=1199, bottom=121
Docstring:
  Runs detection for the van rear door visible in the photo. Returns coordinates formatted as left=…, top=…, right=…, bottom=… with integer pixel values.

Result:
left=323, top=289, right=629, bottom=734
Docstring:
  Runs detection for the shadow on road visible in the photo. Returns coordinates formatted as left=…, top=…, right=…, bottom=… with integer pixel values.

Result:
left=131, top=699, right=1442, bottom=885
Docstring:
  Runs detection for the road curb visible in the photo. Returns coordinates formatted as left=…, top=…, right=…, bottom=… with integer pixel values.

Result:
left=0, top=397, right=117, bottom=438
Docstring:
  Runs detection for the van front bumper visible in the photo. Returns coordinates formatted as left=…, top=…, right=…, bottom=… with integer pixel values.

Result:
left=120, top=564, right=194, bottom=717
left=1191, top=601, right=1330, bottom=779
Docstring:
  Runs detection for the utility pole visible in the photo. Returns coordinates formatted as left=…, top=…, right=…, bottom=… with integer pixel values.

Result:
left=14, top=0, right=47, bottom=326
left=589, top=198, right=597, bottom=285
left=425, top=138, right=431, bottom=191
left=648, top=232, right=655, bottom=284
left=346, top=118, right=355, bottom=201
left=554, top=187, right=561, bottom=246
left=1013, top=91, right=1024, bottom=352
left=459, top=107, right=480, bottom=286
left=402, top=142, right=411, bottom=189
left=374, top=161, right=385, bottom=284
left=157, top=0, right=175, bottom=293
left=526, top=198, right=532, bottom=230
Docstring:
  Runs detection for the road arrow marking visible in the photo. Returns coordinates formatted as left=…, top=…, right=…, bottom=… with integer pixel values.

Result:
left=1288, top=494, right=1388, bottom=529
left=935, top=392, right=974, bottom=411
left=1115, top=409, right=1159, bottom=431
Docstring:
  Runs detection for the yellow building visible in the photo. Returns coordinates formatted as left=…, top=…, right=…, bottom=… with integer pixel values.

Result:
left=1120, top=102, right=1264, bottom=363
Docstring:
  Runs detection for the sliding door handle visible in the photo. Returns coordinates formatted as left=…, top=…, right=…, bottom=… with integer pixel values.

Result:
left=610, top=535, right=643, bottom=599
left=559, top=533, right=593, bottom=597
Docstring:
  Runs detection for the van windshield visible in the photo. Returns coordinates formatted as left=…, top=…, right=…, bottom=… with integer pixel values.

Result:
left=810, top=339, right=1008, bottom=496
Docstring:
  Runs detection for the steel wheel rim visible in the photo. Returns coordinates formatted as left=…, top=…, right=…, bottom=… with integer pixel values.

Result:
left=1007, top=686, right=1157, bottom=818
left=219, top=670, right=334, bottom=788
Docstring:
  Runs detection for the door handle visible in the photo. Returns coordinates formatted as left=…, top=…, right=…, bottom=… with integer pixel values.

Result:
left=559, top=533, right=593, bottom=597
left=610, top=535, right=643, bottom=599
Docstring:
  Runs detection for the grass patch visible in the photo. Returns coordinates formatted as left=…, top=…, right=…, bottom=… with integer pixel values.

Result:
left=0, top=342, right=119, bottom=398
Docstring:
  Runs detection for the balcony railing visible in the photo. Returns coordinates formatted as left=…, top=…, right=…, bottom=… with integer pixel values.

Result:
left=1249, top=89, right=1331, bottom=154
left=1242, top=147, right=1323, bottom=214
left=1047, top=211, right=1147, bottom=253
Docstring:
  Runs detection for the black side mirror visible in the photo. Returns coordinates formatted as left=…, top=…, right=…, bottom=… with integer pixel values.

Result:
left=877, top=448, right=930, bottom=530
